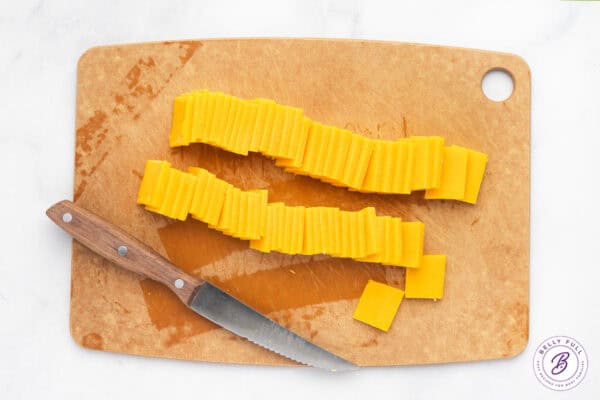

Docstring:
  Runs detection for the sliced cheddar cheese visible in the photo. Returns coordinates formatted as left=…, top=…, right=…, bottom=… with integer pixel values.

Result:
left=409, top=136, right=445, bottom=191
left=462, top=149, right=488, bottom=204
left=144, top=167, right=196, bottom=221
left=169, top=90, right=488, bottom=203
left=138, top=163, right=430, bottom=267
left=405, top=255, right=447, bottom=299
left=188, top=167, right=230, bottom=226
left=424, top=145, right=469, bottom=200
left=353, top=280, right=405, bottom=332
left=137, top=160, right=171, bottom=208
left=401, top=221, right=425, bottom=268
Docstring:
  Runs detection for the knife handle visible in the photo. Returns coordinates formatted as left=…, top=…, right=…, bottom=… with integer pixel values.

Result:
left=46, top=200, right=203, bottom=304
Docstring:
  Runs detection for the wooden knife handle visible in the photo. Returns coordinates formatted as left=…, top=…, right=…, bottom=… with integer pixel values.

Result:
left=46, top=200, right=203, bottom=304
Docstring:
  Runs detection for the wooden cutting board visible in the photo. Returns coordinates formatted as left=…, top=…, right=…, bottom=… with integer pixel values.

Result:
left=71, top=39, right=530, bottom=366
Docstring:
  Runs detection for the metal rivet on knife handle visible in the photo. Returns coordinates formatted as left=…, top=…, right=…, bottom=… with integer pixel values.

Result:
left=117, top=245, right=128, bottom=256
left=62, top=213, right=72, bottom=223
left=174, top=278, right=184, bottom=289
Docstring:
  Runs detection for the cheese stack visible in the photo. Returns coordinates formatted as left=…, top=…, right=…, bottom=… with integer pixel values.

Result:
left=137, top=161, right=426, bottom=267
left=138, top=161, right=268, bottom=240
left=249, top=203, right=305, bottom=254
left=168, top=90, right=488, bottom=204
left=137, top=160, right=197, bottom=221
left=170, top=91, right=309, bottom=167
left=209, top=186, right=269, bottom=241
left=424, top=145, right=488, bottom=204
left=276, top=124, right=374, bottom=190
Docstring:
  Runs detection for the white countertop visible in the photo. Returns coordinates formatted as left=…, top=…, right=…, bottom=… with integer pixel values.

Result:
left=1, top=0, right=599, bottom=398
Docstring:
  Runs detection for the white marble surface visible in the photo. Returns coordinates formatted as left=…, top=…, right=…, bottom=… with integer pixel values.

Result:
left=1, top=0, right=600, bottom=398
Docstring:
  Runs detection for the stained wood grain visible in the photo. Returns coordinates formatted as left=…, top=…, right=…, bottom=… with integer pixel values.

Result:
left=70, top=39, right=530, bottom=366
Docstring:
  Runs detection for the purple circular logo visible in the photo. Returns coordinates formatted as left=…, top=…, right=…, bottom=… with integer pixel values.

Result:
left=533, top=336, right=588, bottom=391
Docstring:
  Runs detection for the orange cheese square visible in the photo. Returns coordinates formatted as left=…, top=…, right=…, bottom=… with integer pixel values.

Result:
left=353, top=280, right=405, bottom=332
left=405, top=255, right=446, bottom=299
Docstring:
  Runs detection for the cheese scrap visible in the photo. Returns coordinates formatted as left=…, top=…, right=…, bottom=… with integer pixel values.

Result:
left=405, top=255, right=447, bottom=299
left=352, top=280, right=405, bottom=332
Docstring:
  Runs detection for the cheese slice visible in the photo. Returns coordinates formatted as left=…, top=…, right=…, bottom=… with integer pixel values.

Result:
left=352, top=280, right=405, bottom=332
left=424, top=145, right=469, bottom=200
left=190, top=90, right=208, bottom=143
left=401, top=221, right=425, bottom=268
left=405, top=255, right=447, bottom=299
left=169, top=96, right=188, bottom=147
left=462, top=149, right=488, bottom=204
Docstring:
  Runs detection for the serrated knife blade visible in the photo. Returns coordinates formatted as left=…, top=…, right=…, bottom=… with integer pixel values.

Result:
left=190, top=282, right=357, bottom=371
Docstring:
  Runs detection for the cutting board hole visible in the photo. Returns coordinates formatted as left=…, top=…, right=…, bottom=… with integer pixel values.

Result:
left=482, top=69, right=514, bottom=102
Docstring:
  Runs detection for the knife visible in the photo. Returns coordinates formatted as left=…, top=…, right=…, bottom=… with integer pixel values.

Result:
left=46, top=200, right=357, bottom=371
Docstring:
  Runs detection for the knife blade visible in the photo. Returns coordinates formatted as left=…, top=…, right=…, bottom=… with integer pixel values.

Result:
left=46, top=200, right=357, bottom=371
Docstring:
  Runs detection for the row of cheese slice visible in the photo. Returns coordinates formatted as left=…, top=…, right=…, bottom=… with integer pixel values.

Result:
left=169, top=90, right=488, bottom=203
left=137, top=160, right=426, bottom=267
